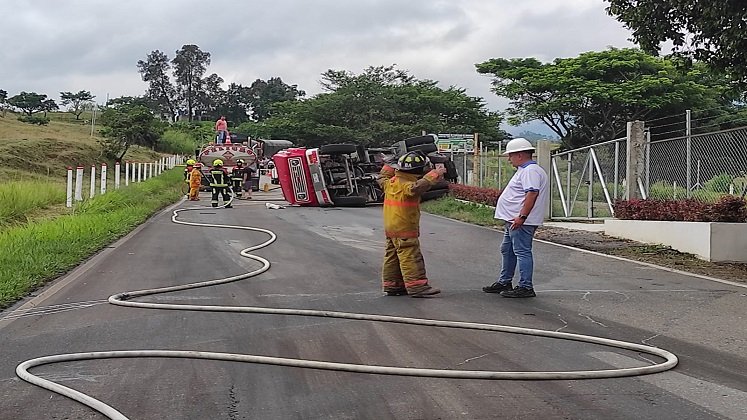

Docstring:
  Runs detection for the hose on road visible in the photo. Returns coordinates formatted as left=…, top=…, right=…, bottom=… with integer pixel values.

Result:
left=16, top=201, right=678, bottom=420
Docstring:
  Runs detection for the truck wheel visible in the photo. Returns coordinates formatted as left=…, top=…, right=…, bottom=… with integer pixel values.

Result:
left=408, top=143, right=438, bottom=154
left=320, top=144, right=357, bottom=155
left=402, top=135, right=437, bottom=147
left=332, top=195, right=368, bottom=207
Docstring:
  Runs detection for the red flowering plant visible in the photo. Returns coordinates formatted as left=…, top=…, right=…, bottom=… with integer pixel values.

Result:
left=613, top=196, right=747, bottom=222
left=447, top=184, right=502, bottom=206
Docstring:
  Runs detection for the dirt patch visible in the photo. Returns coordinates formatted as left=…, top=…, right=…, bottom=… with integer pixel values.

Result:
left=535, top=226, right=747, bottom=283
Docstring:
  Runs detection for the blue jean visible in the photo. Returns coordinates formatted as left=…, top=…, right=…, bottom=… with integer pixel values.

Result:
left=498, top=223, right=538, bottom=289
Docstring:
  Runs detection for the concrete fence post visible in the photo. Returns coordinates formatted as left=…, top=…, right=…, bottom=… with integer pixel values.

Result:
left=100, top=163, right=107, bottom=195
left=536, top=140, right=552, bottom=219
left=66, top=167, right=73, bottom=208
left=115, top=161, right=121, bottom=189
left=89, top=164, right=96, bottom=199
left=625, top=120, right=646, bottom=200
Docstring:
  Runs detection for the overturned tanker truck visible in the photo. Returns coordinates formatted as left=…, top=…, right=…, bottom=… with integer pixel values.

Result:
left=273, top=135, right=458, bottom=207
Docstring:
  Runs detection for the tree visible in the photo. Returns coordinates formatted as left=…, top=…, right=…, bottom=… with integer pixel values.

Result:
left=7, top=92, right=49, bottom=116
left=172, top=44, right=211, bottom=121
left=247, top=77, right=306, bottom=121
left=99, top=100, right=165, bottom=160
left=476, top=48, right=733, bottom=148
left=0, top=89, right=7, bottom=117
left=60, top=90, right=94, bottom=120
left=248, top=66, right=508, bottom=148
left=195, top=73, right=225, bottom=120
left=41, top=98, right=58, bottom=117
left=137, top=50, right=177, bottom=121
left=604, top=0, right=747, bottom=84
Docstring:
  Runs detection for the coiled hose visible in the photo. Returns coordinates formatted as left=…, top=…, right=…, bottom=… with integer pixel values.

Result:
left=16, top=201, right=678, bottom=420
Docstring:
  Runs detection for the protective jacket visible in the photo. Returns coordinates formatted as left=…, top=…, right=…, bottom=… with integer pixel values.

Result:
left=189, top=168, right=202, bottom=188
left=378, top=165, right=439, bottom=238
left=210, top=168, right=230, bottom=187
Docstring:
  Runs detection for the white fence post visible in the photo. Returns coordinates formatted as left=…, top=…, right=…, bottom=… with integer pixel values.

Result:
left=89, top=164, right=96, bottom=198
left=75, top=166, right=84, bottom=201
left=66, top=166, right=73, bottom=208
left=100, top=163, right=107, bottom=195
left=131, top=162, right=136, bottom=183
left=115, top=161, right=121, bottom=189
left=139, top=162, right=144, bottom=182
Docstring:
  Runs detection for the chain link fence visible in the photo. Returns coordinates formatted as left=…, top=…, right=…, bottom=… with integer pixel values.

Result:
left=644, top=126, right=747, bottom=200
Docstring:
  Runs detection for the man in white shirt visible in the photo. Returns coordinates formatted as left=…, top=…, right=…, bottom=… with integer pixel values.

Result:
left=482, top=138, right=548, bottom=298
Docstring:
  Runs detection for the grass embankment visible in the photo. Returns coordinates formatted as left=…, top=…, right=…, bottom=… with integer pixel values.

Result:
left=421, top=197, right=499, bottom=228
left=0, top=169, right=183, bottom=308
left=0, top=115, right=185, bottom=309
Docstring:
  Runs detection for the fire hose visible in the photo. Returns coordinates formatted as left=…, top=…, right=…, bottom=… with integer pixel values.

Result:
left=16, top=201, right=678, bottom=420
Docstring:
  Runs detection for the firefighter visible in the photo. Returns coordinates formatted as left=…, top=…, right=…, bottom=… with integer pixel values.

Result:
left=189, top=163, right=203, bottom=201
left=210, top=159, right=233, bottom=208
left=377, top=151, right=446, bottom=297
left=231, top=159, right=245, bottom=200
left=184, top=159, right=196, bottom=197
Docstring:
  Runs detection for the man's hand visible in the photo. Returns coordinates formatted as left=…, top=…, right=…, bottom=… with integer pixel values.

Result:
left=434, top=166, right=447, bottom=177
left=510, top=215, right=526, bottom=230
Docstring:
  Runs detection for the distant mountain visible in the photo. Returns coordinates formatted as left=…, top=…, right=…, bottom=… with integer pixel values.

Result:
left=501, top=121, right=560, bottom=141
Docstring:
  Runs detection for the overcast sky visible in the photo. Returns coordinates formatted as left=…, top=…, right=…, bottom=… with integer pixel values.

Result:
left=0, top=0, right=636, bottom=135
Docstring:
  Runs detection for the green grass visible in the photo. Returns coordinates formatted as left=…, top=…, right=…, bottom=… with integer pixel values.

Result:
left=421, top=196, right=500, bottom=227
left=0, top=169, right=183, bottom=308
left=0, top=182, right=66, bottom=227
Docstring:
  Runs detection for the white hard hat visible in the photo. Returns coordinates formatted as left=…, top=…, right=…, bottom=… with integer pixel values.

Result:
left=503, top=138, right=535, bottom=155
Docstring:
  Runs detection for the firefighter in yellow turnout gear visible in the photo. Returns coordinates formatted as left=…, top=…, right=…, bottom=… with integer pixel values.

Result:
left=378, top=151, right=447, bottom=297
left=210, top=159, right=233, bottom=208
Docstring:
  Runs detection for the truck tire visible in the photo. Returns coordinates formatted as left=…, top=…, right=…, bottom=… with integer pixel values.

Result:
left=320, top=144, right=357, bottom=155
left=332, top=195, right=368, bottom=207
left=408, top=143, right=438, bottom=154
left=402, top=135, right=437, bottom=147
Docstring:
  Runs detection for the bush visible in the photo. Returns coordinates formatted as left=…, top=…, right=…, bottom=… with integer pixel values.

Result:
left=17, top=115, right=50, bottom=125
left=704, top=173, right=733, bottom=193
left=614, top=195, right=747, bottom=222
left=448, top=183, right=501, bottom=206
left=158, top=129, right=198, bottom=155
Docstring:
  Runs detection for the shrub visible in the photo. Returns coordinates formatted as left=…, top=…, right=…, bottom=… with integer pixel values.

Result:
left=614, top=196, right=747, bottom=222
left=448, top=183, right=501, bottom=206
left=704, top=173, right=733, bottom=193
left=18, top=115, right=50, bottom=125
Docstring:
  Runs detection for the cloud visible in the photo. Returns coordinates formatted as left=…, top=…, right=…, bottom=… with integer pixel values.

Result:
left=0, top=0, right=635, bottom=126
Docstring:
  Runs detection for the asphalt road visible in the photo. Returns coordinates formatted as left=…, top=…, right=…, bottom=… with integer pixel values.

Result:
left=1, top=190, right=745, bottom=420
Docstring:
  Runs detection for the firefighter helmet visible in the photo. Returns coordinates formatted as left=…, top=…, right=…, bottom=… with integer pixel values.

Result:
left=236, top=159, right=244, bottom=165
left=213, top=159, right=223, bottom=166
left=396, top=151, right=429, bottom=172
left=186, top=159, right=196, bottom=166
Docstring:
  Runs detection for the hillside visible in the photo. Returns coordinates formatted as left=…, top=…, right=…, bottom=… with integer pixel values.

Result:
left=0, top=114, right=163, bottom=183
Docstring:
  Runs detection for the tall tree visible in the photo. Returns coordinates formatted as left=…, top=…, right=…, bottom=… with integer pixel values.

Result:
left=172, top=44, right=211, bottom=121
left=7, top=92, right=49, bottom=116
left=99, top=99, right=165, bottom=160
left=604, top=0, right=747, bottom=85
left=196, top=73, right=225, bottom=120
left=60, top=90, right=95, bottom=120
left=137, top=50, right=177, bottom=121
left=247, top=77, right=306, bottom=121
left=476, top=48, right=732, bottom=148
left=250, top=66, right=507, bottom=148
left=220, top=83, right=253, bottom=123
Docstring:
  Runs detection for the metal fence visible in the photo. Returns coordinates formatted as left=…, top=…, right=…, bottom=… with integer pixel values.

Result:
left=546, top=124, right=747, bottom=220
left=644, top=126, right=747, bottom=200
left=549, top=138, right=627, bottom=219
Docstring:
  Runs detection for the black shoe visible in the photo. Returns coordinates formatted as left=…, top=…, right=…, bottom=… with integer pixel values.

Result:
left=482, top=282, right=513, bottom=293
left=500, top=287, right=536, bottom=298
left=385, top=289, right=408, bottom=296
left=225, top=204, right=232, bottom=208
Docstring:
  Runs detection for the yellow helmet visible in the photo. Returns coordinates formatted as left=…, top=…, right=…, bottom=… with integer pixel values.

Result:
left=186, top=159, right=196, bottom=166
left=213, top=159, right=223, bottom=166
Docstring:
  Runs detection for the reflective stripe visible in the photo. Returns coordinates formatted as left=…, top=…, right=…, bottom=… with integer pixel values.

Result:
left=383, top=281, right=402, bottom=287
left=383, top=199, right=419, bottom=207
left=385, top=230, right=419, bottom=238
left=404, top=279, right=428, bottom=287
